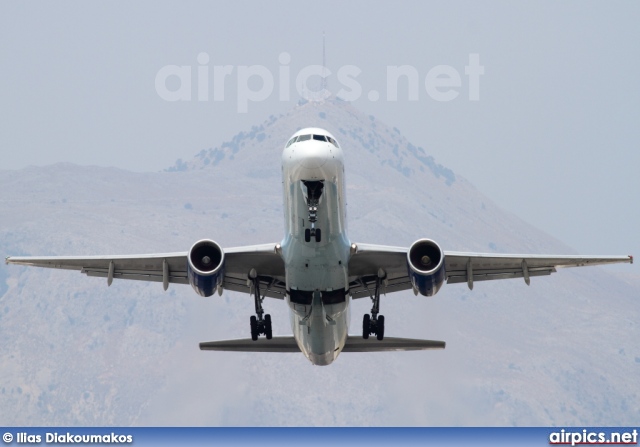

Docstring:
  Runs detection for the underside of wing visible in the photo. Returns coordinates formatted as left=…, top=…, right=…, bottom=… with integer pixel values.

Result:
left=5, top=253, right=190, bottom=285
left=348, top=243, right=412, bottom=299
left=199, top=336, right=445, bottom=352
left=445, top=252, right=633, bottom=288
left=347, top=242, right=633, bottom=297
left=6, top=242, right=287, bottom=298
left=221, top=244, right=287, bottom=299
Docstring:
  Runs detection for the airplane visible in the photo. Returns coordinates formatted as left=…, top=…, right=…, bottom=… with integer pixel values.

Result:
left=5, top=127, right=634, bottom=366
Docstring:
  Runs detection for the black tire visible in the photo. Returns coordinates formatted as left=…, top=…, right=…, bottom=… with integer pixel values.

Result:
left=376, top=315, right=385, bottom=341
left=250, top=315, right=258, bottom=341
left=305, top=228, right=311, bottom=243
left=362, top=314, right=370, bottom=339
left=265, top=314, right=273, bottom=340
left=315, top=228, right=321, bottom=242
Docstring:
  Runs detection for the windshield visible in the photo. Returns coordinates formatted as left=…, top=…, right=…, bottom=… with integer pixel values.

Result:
left=287, top=133, right=340, bottom=148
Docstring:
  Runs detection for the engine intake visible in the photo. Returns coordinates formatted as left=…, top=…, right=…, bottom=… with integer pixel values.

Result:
left=407, top=239, right=445, bottom=297
left=187, top=239, right=225, bottom=297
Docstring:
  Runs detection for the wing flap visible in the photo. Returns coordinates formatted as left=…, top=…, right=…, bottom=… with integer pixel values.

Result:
left=446, top=267, right=555, bottom=284
left=83, top=269, right=189, bottom=285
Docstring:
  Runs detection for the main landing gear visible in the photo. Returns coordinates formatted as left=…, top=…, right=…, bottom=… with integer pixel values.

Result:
left=248, top=269, right=272, bottom=341
left=302, top=180, right=323, bottom=243
left=363, top=268, right=386, bottom=341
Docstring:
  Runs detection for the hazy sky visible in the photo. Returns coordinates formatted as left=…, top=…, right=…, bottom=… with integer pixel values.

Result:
left=1, top=1, right=638, bottom=261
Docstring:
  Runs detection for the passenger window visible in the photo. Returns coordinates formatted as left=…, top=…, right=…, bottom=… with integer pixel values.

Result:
left=298, top=134, right=311, bottom=141
left=313, top=134, right=327, bottom=142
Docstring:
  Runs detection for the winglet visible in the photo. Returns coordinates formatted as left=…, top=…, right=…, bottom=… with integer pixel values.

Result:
left=4, top=256, right=9, bottom=265
left=630, top=255, right=634, bottom=264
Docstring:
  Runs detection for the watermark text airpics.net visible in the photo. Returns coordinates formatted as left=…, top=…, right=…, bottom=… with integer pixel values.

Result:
left=155, top=53, right=484, bottom=113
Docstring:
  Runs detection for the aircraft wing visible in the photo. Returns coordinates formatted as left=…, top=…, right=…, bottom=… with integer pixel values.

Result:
left=200, top=336, right=445, bottom=352
left=5, top=243, right=287, bottom=299
left=348, top=243, right=633, bottom=298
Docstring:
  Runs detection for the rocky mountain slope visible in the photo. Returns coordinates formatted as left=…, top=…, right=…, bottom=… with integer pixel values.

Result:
left=1, top=98, right=637, bottom=425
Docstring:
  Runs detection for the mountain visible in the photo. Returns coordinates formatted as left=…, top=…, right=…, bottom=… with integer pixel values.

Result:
left=1, top=98, right=638, bottom=425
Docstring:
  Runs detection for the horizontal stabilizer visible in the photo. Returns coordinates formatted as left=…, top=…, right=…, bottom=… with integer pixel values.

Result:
left=199, top=336, right=445, bottom=353
left=342, top=336, right=445, bottom=352
left=200, top=336, right=300, bottom=352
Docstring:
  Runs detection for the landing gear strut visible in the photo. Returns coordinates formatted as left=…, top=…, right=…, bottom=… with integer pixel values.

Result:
left=303, top=180, right=323, bottom=243
left=248, top=269, right=272, bottom=341
left=362, top=269, right=386, bottom=341
left=304, top=228, right=321, bottom=243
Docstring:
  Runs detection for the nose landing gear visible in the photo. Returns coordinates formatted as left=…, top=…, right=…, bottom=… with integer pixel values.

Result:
left=304, top=228, right=321, bottom=243
left=303, top=180, right=324, bottom=243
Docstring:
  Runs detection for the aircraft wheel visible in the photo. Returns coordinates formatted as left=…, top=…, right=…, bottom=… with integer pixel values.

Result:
left=315, top=228, right=322, bottom=242
left=362, top=314, right=370, bottom=339
left=265, top=314, right=273, bottom=340
left=376, top=315, right=385, bottom=341
left=305, top=228, right=311, bottom=243
left=250, top=315, right=258, bottom=341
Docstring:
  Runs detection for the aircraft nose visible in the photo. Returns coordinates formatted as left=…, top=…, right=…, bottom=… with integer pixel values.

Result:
left=299, top=142, right=329, bottom=169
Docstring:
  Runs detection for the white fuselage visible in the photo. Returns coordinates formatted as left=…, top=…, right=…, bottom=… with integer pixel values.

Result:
left=280, top=128, right=351, bottom=365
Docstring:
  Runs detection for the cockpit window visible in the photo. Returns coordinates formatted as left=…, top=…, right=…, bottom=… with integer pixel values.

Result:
left=285, top=136, right=298, bottom=148
left=289, top=133, right=339, bottom=147
left=327, top=136, right=339, bottom=148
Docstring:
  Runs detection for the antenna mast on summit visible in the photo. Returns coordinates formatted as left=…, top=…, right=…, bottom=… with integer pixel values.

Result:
left=322, top=31, right=327, bottom=92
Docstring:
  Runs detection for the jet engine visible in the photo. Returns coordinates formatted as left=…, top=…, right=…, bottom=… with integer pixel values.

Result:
left=187, top=239, right=225, bottom=297
left=407, top=238, right=445, bottom=297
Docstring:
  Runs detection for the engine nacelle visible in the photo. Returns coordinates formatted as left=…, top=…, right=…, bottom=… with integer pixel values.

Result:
left=187, top=239, right=225, bottom=297
left=407, top=238, right=445, bottom=297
